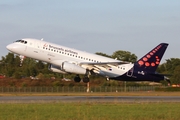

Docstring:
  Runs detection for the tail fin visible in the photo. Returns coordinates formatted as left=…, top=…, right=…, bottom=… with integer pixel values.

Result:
left=136, top=43, right=168, bottom=72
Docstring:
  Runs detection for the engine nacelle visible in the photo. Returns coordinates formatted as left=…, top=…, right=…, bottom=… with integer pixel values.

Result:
left=62, top=62, right=86, bottom=74
left=49, top=62, right=86, bottom=75
left=48, top=64, right=67, bottom=74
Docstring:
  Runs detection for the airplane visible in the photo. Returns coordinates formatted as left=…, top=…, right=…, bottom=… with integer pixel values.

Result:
left=6, top=38, right=170, bottom=84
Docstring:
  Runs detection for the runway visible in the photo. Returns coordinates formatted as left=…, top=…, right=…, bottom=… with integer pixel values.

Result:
left=1, top=96, right=180, bottom=103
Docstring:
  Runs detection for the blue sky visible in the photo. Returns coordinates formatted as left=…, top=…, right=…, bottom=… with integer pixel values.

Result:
left=1, top=0, right=180, bottom=63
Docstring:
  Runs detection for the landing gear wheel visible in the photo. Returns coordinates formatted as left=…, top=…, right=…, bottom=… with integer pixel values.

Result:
left=83, top=76, right=89, bottom=83
left=74, top=75, right=81, bottom=82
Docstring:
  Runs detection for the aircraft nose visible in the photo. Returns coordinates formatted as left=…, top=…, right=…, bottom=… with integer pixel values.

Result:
left=6, top=44, right=16, bottom=51
left=6, top=43, right=26, bottom=54
left=6, top=44, right=12, bottom=51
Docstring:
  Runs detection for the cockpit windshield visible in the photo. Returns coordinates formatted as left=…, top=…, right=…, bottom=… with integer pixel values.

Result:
left=15, top=40, right=27, bottom=44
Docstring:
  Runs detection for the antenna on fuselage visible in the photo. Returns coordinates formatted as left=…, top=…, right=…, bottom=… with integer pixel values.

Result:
left=41, top=38, right=43, bottom=41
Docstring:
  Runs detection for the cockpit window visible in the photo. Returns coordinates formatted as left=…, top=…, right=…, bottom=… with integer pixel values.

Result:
left=15, top=40, right=28, bottom=44
left=15, top=40, right=21, bottom=42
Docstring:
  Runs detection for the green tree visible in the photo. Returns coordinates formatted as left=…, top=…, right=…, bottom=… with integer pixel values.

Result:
left=95, top=52, right=112, bottom=58
left=36, top=61, right=45, bottom=70
left=171, top=66, right=180, bottom=84
left=111, top=50, right=137, bottom=62
left=165, top=58, right=180, bottom=74
left=157, top=63, right=166, bottom=73
left=157, top=58, right=180, bottom=84
left=0, top=53, right=16, bottom=77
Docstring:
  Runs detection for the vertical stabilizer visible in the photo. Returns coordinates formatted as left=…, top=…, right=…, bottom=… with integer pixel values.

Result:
left=135, top=43, right=168, bottom=72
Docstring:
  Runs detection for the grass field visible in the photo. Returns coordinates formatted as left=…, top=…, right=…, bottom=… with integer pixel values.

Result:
left=0, top=92, right=180, bottom=120
left=0, top=102, right=180, bottom=120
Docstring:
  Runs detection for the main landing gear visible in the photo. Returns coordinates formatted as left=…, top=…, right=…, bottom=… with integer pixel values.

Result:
left=74, top=75, right=81, bottom=82
left=74, top=70, right=90, bottom=83
left=83, top=75, right=90, bottom=83
left=74, top=74, right=90, bottom=93
left=74, top=74, right=90, bottom=83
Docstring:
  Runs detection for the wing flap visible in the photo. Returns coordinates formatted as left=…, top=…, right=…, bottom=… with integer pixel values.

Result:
left=80, top=61, right=129, bottom=72
left=80, top=61, right=129, bottom=66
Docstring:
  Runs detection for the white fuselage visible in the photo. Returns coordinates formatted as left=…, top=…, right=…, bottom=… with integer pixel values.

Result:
left=6, top=38, right=134, bottom=78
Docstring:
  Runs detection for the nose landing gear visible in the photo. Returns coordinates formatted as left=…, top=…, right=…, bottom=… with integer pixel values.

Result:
left=19, top=55, right=25, bottom=67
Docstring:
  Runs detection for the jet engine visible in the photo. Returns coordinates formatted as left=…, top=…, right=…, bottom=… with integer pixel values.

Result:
left=62, top=62, right=86, bottom=74
left=48, top=64, right=67, bottom=74
left=49, top=62, right=86, bottom=75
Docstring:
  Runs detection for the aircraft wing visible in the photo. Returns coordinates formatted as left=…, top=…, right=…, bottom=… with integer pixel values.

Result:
left=79, top=61, right=129, bottom=72
left=80, top=61, right=129, bottom=66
